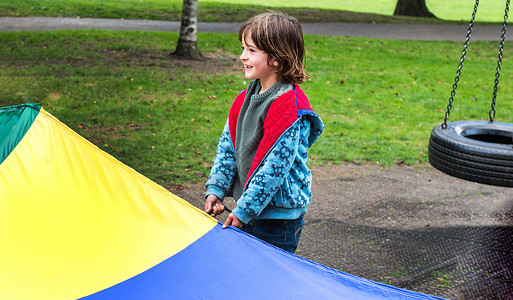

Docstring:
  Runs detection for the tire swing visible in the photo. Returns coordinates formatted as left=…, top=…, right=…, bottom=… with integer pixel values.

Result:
left=428, top=0, right=513, bottom=187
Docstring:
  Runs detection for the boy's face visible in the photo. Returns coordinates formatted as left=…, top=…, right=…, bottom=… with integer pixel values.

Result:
left=240, top=33, right=279, bottom=86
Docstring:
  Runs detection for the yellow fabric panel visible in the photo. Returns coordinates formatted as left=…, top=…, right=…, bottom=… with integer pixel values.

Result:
left=0, top=109, right=217, bottom=299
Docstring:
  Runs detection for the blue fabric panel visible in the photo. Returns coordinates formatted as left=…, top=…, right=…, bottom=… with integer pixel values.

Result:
left=81, top=225, right=446, bottom=300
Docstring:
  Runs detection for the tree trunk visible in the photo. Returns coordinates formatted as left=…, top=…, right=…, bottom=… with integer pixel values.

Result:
left=171, top=0, right=202, bottom=59
left=394, top=0, right=436, bottom=18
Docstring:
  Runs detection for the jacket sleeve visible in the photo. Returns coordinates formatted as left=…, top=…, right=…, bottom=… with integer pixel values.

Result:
left=205, top=119, right=237, bottom=200
left=232, top=119, right=309, bottom=224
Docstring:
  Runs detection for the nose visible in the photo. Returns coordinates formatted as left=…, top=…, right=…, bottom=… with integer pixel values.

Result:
left=240, top=49, right=248, bottom=62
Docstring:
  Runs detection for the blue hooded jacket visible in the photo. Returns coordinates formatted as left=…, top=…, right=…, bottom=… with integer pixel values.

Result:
left=206, top=84, right=324, bottom=224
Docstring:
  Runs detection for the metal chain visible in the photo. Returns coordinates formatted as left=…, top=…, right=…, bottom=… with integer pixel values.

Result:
left=442, top=0, right=480, bottom=129
left=489, top=0, right=510, bottom=122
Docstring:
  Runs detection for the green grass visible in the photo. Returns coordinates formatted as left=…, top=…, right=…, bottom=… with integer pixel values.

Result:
left=0, top=0, right=510, bottom=23
left=433, top=271, right=453, bottom=288
left=2, top=30, right=513, bottom=188
left=0, top=30, right=244, bottom=187
left=209, top=0, right=510, bottom=23
left=2, top=1, right=513, bottom=187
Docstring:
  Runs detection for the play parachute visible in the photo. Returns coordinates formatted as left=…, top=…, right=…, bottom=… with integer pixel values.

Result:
left=0, top=104, right=445, bottom=299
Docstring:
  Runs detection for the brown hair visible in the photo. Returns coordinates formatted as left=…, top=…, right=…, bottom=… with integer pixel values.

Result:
left=239, top=11, right=309, bottom=84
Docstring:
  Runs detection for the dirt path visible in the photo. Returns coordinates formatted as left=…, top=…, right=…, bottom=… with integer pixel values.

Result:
left=0, top=17, right=507, bottom=41
left=176, top=163, right=513, bottom=299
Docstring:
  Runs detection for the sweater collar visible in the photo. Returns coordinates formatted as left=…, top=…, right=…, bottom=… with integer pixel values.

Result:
left=249, top=80, right=290, bottom=102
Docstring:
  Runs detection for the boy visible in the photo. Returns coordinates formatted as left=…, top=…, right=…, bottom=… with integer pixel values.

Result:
left=204, top=12, right=324, bottom=253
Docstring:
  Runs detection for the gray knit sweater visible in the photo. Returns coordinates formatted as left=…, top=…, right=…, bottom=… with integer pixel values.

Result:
left=232, top=79, right=293, bottom=200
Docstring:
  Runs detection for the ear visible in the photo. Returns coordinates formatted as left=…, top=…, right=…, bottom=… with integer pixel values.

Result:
left=272, top=59, right=279, bottom=67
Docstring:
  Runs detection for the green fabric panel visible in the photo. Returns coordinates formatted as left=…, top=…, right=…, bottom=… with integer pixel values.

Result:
left=0, top=103, right=41, bottom=165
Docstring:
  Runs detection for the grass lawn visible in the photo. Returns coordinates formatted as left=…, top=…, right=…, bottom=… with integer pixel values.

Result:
left=2, top=1, right=513, bottom=187
left=0, top=0, right=510, bottom=23
left=2, top=29, right=513, bottom=188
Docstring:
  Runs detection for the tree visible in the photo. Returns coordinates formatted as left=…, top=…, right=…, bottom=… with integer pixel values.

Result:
left=171, top=0, right=202, bottom=59
left=394, top=0, right=436, bottom=18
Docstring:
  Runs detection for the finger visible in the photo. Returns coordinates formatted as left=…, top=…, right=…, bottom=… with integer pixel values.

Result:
left=208, top=207, right=217, bottom=217
left=215, top=203, right=224, bottom=214
left=223, top=215, right=233, bottom=228
left=235, top=220, right=243, bottom=229
left=204, top=199, right=212, bottom=213
left=210, top=203, right=218, bottom=216
left=232, top=216, right=243, bottom=228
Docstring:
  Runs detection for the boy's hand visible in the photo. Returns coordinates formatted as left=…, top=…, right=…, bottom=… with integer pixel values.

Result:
left=223, top=213, right=244, bottom=229
left=205, top=194, right=224, bottom=217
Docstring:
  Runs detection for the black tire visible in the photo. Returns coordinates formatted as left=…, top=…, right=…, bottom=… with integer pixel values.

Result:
left=428, top=120, right=513, bottom=187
